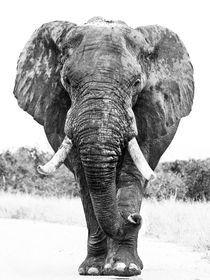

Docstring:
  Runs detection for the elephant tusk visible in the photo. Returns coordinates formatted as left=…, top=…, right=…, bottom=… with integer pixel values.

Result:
left=37, top=136, right=72, bottom=175
left=128, top=138, right=156, bottom=181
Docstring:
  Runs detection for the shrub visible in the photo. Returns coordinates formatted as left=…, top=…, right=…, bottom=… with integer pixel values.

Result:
left=146, top=159, right=210, bottom=201
left=0, top=148, right=77, bottom=197
left=146, top=169, right=187, bottom=200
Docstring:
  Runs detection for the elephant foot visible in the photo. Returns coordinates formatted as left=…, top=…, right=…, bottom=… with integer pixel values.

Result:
left=104, top=244, right=143, bottom=276
left=103, top=214, right=143, bottom=277
left=78, top=254, right=106, bottom=275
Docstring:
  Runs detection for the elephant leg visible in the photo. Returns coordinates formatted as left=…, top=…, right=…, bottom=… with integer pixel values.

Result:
left=104, top=154, right=145, bottom=276
left=78, top=175, right=107, bottom=275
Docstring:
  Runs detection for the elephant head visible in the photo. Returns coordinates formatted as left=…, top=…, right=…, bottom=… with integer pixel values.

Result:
left=14, top=17, right=194, bottom=276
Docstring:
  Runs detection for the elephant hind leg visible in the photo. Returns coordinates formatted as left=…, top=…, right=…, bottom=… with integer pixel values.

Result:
left=78, top=175, right=107, bottom=275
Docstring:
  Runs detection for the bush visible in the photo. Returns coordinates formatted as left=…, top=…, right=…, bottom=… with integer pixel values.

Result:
left=146, top=159, right=210, bottom=201
left=146, top=169, right=187, bottom=200
left=0, top=148, right=78, bottom=197
left=184, top=160, right=210, bottom=201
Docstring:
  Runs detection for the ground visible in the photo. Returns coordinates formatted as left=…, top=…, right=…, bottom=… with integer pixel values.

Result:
left=0, top=218, right=209, bottom=280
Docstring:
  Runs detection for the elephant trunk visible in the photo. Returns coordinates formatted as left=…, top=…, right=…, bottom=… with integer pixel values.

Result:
left=67, top=96, right=153, bottom=238
left=37, top=91, right=155, bottom=238
left=81, top=145, right=123, bottom=238
left=77, top=109, right=124, bottom=237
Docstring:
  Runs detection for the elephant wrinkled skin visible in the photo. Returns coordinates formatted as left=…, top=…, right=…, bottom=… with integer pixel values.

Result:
left=13, top=17, right=194, bottom=276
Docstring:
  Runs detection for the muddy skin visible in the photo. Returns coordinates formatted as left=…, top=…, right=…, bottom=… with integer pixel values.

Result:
left=14, top=17, right=194, bottom=277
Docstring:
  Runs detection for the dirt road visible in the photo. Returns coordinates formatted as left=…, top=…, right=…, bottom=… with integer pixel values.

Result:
left=0, top=219, right=209, bottom=280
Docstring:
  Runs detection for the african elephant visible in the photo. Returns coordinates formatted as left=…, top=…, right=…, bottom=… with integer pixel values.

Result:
left=14, top=17, right=194, bottom=276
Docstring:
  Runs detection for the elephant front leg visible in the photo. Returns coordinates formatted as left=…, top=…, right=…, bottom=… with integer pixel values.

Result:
left=78, top=178, right=108, bottom=275
left=104, top=158, right=145, bottom=276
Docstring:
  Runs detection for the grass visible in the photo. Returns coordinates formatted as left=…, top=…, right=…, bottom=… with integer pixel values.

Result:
left=141, top=199, right=210, bottom=255
left=0, top=192, right=86, bottom=226
left=0, top=192, right=209, bottom=257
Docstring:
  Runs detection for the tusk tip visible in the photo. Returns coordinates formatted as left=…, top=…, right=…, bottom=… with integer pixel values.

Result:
left=148, top=172, right=156, bottom=181
left=37, top=165, right=51, bottom=176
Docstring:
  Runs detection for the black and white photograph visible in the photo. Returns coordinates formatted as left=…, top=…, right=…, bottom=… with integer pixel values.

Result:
left=0, top=0, right=210, bottom=279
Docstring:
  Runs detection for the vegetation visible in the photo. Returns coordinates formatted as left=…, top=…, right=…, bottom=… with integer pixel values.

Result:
left=0, top=148, right=78, bottom=197
left=141, top=199, right=210, bottom=255
left=0, top=148, right=210, bottom=201
left=146, top=159, right=210, bottom=201
left=0, top=193, right=209, bottom=256
left=0, top=192, right=85, bottom=226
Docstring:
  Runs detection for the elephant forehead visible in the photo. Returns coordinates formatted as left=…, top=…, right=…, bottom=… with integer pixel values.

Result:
left=81, top=26, right=125, bottom=46
left=63, top=17, right=147, bottom=53
left=82, top=25, right=148, bottom=53
left=85, top=18, right=147, bottom=43
left=61, top=20, right=147, bottom=80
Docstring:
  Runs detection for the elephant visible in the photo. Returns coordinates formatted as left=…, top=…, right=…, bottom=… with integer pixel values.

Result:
left=13, top=17, right=194, bottom=276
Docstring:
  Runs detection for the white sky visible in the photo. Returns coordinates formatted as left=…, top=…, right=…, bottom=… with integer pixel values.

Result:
left=0, top=0, right=209, bottom=162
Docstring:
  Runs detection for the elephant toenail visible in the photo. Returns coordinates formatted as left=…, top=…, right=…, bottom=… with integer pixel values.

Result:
left=78, top=267, right=85, bottom=275
left=114, top=262, right=126, bottom=272
left=129, top=263, right=138, bottom=271
left=87, top=267, right=99, bottom=275
left=104, top=263, right=112, bottom=270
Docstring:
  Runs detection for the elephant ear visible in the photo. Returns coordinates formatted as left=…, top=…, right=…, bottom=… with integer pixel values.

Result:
left=135, top=25, right=194, bottom=140
left=14, top=21, right=76, bottom=150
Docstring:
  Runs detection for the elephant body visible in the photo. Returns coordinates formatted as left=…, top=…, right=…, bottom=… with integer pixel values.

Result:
left=14, top=17, right=194, bottom=276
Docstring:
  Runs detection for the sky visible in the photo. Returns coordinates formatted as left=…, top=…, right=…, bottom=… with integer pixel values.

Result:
left=0, top=0, right=209, bottom=162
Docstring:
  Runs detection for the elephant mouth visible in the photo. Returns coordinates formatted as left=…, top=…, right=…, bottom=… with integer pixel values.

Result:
left=37, top=134, right=156, bottom=181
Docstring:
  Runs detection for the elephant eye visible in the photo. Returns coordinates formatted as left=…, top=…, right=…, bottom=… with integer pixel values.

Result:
left=133, top=79, right=141, bottom=88
left=125, top=36, right=136, bottom=51
left=64, top=76, right=71, bottom=87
